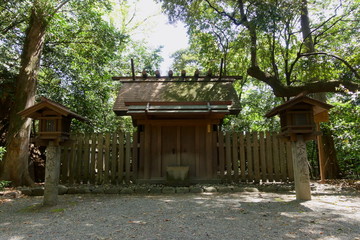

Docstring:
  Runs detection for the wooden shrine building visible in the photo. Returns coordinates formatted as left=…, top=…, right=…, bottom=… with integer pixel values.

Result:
left=113, top=71, right=241, bottom=184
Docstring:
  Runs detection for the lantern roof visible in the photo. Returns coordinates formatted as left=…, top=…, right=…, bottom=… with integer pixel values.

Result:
left=18, top=97, right=88, bottom=122
left=265, top=94, right=333, bottom=118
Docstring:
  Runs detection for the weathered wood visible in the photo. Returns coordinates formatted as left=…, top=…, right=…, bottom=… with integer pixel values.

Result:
left=58, top=130, right=296, bottom=184
left=104, top=133, right=111, bottom=183
left=266, top=132, right=274, bottom=182
left=253, top=132, right=260, bottom=182
left=259, top=132, right=266, bottom=182
left=69, top=138, right=76, bottom=184
left=239, top=133, right=246, bottom=181
left=118, top=132, right=124, bottom=183
left=279, top=139, right=287, bottom=181
left=225, top=133, right=232, bottom=180
left=125, top=132, right=131, bottom=183
left=90, top=133, right=97, bottom=184
left=205, top=127, right=212, bottom=178
left=97, top=133, right=104, bottom=184
left=273, top=134, right=280, bottom=182
left=83, top=134, right=90, bottom=184
left=144, top=126, right=151, bottom=179
left=138, top=132, right=145, bottom=180
left=232, top=132, right=239, bottom=181
left=75, top=134, right=83, bottom=183
left=132, top=132, right=138, bottom=181
left=212, top=131, right=218, bottom=178
left=60, top=145, right=68, bottom=183
left=218, top=131, right=225, bottom=178
left=195, top=126, right=200, bottom=177
left=286, top=141, right=294, bottom=181
left=111, top=133, right=118, bottom=183
left=246, top=132, right=253, bottom=181
left=176, top=127, right=181, bottom=166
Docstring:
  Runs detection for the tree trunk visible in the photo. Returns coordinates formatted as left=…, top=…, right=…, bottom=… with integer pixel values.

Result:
left=0, top=7, right=48, bottom=186
left=299, top=1, right=340, bottom=181
left=322, top=129, right=340, bottom=179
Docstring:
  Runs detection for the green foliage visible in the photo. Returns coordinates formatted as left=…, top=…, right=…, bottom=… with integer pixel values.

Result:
left=0, top=180, right=11, bottom=191
left=0, top=146, right=5, bottom=161
left=36, top=1, right=162, bottom=133
left=326, top=92, right=360, bottom=177
left=222, top=82, right=282, bottom=132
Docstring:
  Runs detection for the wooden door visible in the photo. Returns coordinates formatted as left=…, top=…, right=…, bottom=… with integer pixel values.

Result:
left=160, top=126, right=197, bottom=178
left=161, top=126, right=178, bottom=177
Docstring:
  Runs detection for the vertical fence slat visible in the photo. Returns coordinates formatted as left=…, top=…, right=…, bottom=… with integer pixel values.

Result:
left=212, top=131, right=218, bottom=179
left=273, top=134, right=280, bottom=182
left=97, top=133, right=104, bottom=184
left=253, top=132, right=260, bottom=182
left=83, top=134, right=90, bottom=184
left=225, top=133, right=232, bottom=180
left=111, top=133, right=118, bottom=183
left=103, top=133, right=110, bottom=184
left=60, top=145, right=68, bottom=183
left=90, top=133, right=97, bottom=184
left=132, top=132, right=138, bottom=181
left=195, top=126, right=200, bottom=177
left=246, top=132, right=253, bottom=181
left=266, top=132, right=274, bottom=182
left=76, top=134, right=83, bottom=183
left=218, top=131, right=225, bottom=178
left=232, top=133, right=239, bottom=181
left=125, top=132, right=131, bottom=183
left=69, top=137, right=76, bottom=184
left=259, top=132, right=266, bottom=182
left=118, top=132, right=124, bottom=183
left=61, top=130, right=295, bottom=185
left=239, top=133, right=246, bottom=182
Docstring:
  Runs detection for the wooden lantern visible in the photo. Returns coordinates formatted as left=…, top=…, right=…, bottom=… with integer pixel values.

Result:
left=18, top=97, right=88, bottom=145
left=266, top=94, right=333, bottom=141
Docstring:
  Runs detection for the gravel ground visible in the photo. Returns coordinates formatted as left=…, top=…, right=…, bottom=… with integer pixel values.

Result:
left=1, top=189, right=359, bottom=240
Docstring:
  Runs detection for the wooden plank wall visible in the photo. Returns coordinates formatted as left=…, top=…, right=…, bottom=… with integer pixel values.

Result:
left=217, top=132, right=294, bottom=182
left=60, top=132, right=135, bottom=185
left=60, top=131, right=293, bottom=184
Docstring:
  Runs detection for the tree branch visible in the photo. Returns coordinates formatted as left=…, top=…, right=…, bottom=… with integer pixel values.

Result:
left=247, top=66, right=360, bottom=97
left=300, top=52, right=360, bottom=79
left=204, top=0, right=243, bottom=26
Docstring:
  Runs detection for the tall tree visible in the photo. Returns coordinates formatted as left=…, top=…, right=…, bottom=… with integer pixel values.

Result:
left=158, top=0, right=360, bottom=97
left=300, top=0, right=340, bottom=179
left=1, top=0, right=71, bottom=186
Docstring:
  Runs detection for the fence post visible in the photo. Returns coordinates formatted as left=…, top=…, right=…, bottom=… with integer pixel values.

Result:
left=259, top=132, right=266, bottom=182
left=232, top=132, right=239, bottom=181
left=239, top=133, right=246, bottom=182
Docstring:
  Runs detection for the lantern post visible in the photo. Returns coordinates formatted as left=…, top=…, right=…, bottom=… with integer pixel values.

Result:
left=19, top=97, right=87, bottom=206
left=265, top=94, right=332, bottom=200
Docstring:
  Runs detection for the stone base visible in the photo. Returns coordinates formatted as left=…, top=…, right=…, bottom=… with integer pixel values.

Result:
left=166, top=166, right=190, bottom=186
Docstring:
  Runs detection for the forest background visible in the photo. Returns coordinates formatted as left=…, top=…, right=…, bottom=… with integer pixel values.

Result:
left=0, top=0, right=359, bottom=186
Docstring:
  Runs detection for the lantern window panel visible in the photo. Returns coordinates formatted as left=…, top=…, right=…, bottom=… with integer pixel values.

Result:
left=45, top=119, right=57, bottom=132
left=292, top=112, right=310, bottom=126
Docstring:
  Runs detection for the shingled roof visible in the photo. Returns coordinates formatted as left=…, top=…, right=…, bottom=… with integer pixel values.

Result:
left=18, top=97, right=88, bottom=122
left=265, top=94, right=333, bottom=118
left=113, top=80, right=241, bottom=116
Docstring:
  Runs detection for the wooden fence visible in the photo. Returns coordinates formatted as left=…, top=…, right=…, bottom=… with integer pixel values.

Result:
left=59, top=131, right=293, bottom=184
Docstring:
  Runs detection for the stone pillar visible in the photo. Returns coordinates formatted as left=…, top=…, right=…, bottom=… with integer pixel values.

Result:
left=291, top=135, right=311, bottom=200
left=43, top=141, right=61, bottom=206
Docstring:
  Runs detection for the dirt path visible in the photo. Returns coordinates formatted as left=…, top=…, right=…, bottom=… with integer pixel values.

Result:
left=1, top=188, right=359, bottom=240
